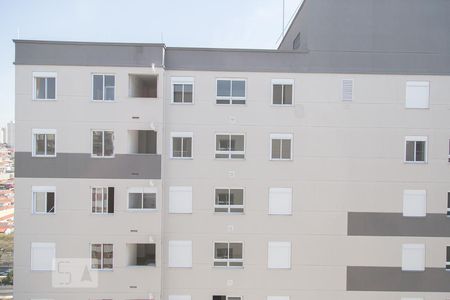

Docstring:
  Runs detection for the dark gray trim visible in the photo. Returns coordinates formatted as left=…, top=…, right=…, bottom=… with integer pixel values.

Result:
left=14, top=40, right=165, bottom=67
left=15, top=152, right=161, bottom=179
left=348, top=212, right=450, bottom=237
left=347, top=266, right=450, bottom=292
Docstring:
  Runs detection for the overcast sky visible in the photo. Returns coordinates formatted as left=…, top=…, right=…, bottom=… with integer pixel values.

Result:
left=0, top=0, right=302, bottom=127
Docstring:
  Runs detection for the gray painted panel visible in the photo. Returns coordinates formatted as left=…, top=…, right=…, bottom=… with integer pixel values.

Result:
left=347, top=266, right=450, bottom=292
left=14, top=40, right=164, bottom=67
left=348, top=212, right=450, bottom=237
left=15, top=152, right=161, bottom=179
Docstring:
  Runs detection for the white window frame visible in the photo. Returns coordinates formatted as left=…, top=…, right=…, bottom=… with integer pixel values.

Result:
left=215, top=133, right=246, bottom=159
left=214, top=187, right=245, bottom=214
left=31, top=242, right=56, bottom=271
left=171, top=77, right=194, bottom=104
left=32, top=71, right=57, bottom=101
left=32, top=129, right=57, bottom=157
left=91, top=74, right=116, bottom=102
left=91, top=187, right=111, bottom=214
left=170, top=132, right=194, bottom=159
left=402, top=243, right=425, bottom=271
left=270, top=133, right=293, bottom=161
left=32, top=186, right=56, bottom=215
left=271, top=79, right=294, bottom=106
left=213, top=241, right=244, bottom=268
left=90, top=243, right=114, bottom=270
left=404, top=136, right=428, bottom=163
left=91, top=130, right=115, bottom=158
left=216, top=78, right=247, bottom=105
left=405, top=81, right=429, bottom=109
left=127, top=187, right=157, bottom=211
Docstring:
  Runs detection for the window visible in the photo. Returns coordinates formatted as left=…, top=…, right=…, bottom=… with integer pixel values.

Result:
left=214, top=188, right=244, bottom=213
left=172, top=77, right=194, bottom=103
left=403, top=190, right=426, bottom=217
left=127, top=187, right=156, bottom=210
left=91, top=243, right=113, bottom=270
left=92, top=74, right=115, bottom=101
left=270, top=134, right=293, bottom=160
left=342, top=79, right=353, bottom=101
left=171, top=132, right=193, bottom=159
left=92, top=130, right=114, bottom=157
left=169, top=186, right=192, bottom=214
left=213, top=296, right=242, bottom=300
left=128, top=130, right=157, bottom=154
left=446, top=246, right=450, bottom=270
left=32, top=186, right=55, bottom=214
left=31, top=242, right=55, bottom=271
left=127, top=243, right=155, bottom=266
left=269, top=188, right=292, bottom=215
left=405, top=136, right=427, bottom=163
left=91, top=187, right=114, bottom=214
left=447, top=192, right=450, bottom=217
left=406, top=81, right=429, bottom=109
left=32, top=129, right=56, bottom=157
left=129, top=74, right=157, bottom=98
left=216, top=79, right=246, bottom=104
left=268, top=241, right=291, bottom=269
left=215, top=134, right=245, bottom=159
left=214, top=242, right=243, bottom=267
left=33, top=72, right=56, bottom=100
left=401, top=298, right=423, bottom=300
left=272, top=80, right=293, bottom=105
left=168, top=240, right=192, bottom=268
left=402, top=244, right=425, bottom=271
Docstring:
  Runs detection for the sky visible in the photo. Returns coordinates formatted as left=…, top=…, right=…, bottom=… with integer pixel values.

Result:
left=0, top=0, right=302, bottom=127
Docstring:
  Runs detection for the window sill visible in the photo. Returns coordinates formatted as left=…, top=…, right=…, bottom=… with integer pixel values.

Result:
left=32, top=155, right=57, bottom=158
left=271, top=104, right=294, bottom=107
left=270, top=158, right=293, bottom=161
left=170, top=157, right=194, bottom=160
left=91, top=212, right=114, bottom=216
left=213, top=266, right=244, bottom=269
left=171, top=102, right=195, bottom=105
left=91, top=99, right=117, bottom=103
left=127, top=265, right=157, bottom=268
left=91, top=155, right=116, bottom=159
left=90, top=268, right=114, bottom=272
left=32, top=212, right=56, bottom=216
left=127, top=209, right=158, bottom=212
left=32, top=98, right=57, bottom=101
left=403, top=161, right=428, bottom=164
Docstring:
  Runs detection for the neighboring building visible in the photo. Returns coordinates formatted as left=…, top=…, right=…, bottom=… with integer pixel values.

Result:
left=6, top=122, right=14, bottom=148
left=13, top=0, right=450, bottom=300
left=0, top=127, right=6, bottom=144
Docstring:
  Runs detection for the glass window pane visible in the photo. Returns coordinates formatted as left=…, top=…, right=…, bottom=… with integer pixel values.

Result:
left=173, top=84, right=183, bottom=102
left=104, top=75, right=115, bottom=87
left=184, top=84, right=193, bottom=102
left=273, top=84, right=282, bottom=104
left=92, top=131, right=103, bottom=156
left=143, top=193, right=156, bottom=209
left=231, top=80, right=245, bottom=97
left=216, top=189, right=229, bottom=205
left=46, top=192, right=55, bottom=213
left=94, top=188, right=103, bottom=213
left=35, top=78, right=46, bottom=99
left=230, top=135, right=244, bottom=151
left=217, top=99, right=230, bottom=104
left=182, top=137, right=192, bottom=157
left=172, top=137, right=182, bottom=157
left=102, top=188, right=108, bottom=213
left=46, top=78, right=56, bottom=99
left=104, top=131, right=114, bottom=156
left=216, top=135, right=229, bottom=151
left=272, top=139, right=281, bottom=159
left=129, top=193, right=142, bottom=209
left=34, top=192, right=46, bottom=213
left=91, top=244, right=102, bottom=269
left=229, top=261, right=243, bottom=267
left=46, top=134, right=55, bottom=156
left=217, top=80, right=231, bottom=97
left=405, top=141, right=415, bottom=161
left=105, top=87, right=114, bottom=101
left=229, top=243, right=243, bottom=259
left=416, top=141, right=426, bottom=162
left=214, top=243, right=228, bottom=259
left=91, top=189, right=97, bottom=213
left=93, top=75, right=103, bottom=100
left=35, top=134, right=46, bottom=155
left=230, top=189, right=243, bottom=205
left=103, top=244, right=113, bottom=269
left=283, top=84, right=293, bottom=104
left=282, top=139, right=291, bottom=159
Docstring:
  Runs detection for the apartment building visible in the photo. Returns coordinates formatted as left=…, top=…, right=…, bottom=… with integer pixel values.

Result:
left=13, top=0, right=450, bottom=299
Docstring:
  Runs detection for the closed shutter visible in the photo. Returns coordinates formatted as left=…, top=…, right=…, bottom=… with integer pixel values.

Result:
left=269, top=188, right=292, bottom=215
left=168, top=240, right=192, bottom=268
left=31, top=242, right=56, bottom=271
left=402, top=244, right=425, bottom=271
left=108, top=187, right=114, bottom=213
left=403, top=190, right=426, bottom=217
left=169, top=186, right=193, bottom=214
left=268, top=241, right=291, bottom=269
